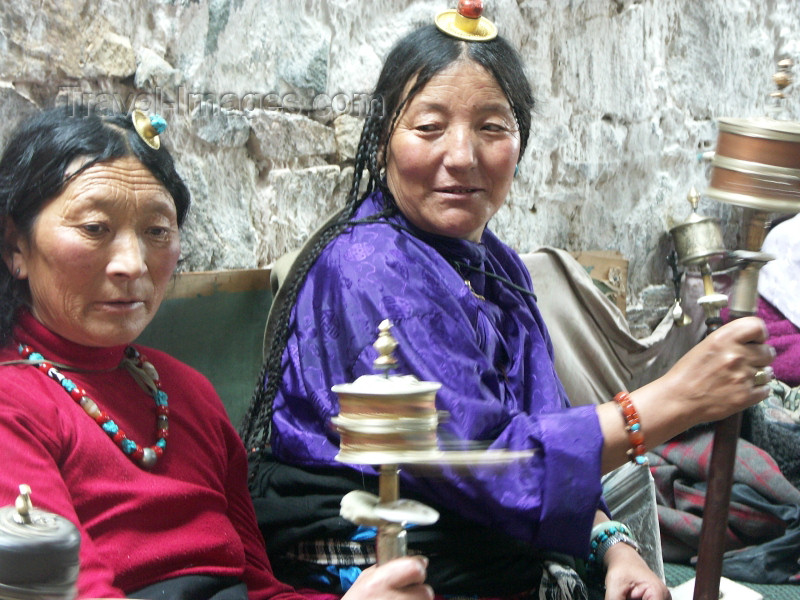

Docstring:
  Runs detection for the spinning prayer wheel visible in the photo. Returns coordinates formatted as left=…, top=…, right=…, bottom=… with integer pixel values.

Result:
left=0, top=485, right=80, bottom=600
left=331, top=319, right=531, bottom=564
left=691, top=58, right=800, bottom=600
left=706, top=58, right=800, bottom=215
left=331, top=321, right=442, bottom=465
left=706, top=117, right=800, bottom=214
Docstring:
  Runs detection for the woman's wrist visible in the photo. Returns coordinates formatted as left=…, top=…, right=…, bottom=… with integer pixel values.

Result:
left=613, top=391, right=648, bottom=465
left=587, top=520, right=640, bottom=571
left=602, top=535, right=643, bottom=568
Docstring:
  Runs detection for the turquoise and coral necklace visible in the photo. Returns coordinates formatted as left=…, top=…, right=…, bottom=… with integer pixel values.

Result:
left=17, top=344, right=169, bottom=469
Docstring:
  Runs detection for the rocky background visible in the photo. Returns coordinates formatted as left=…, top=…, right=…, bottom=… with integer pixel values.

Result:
left=1, top=0, right=798, bottom=334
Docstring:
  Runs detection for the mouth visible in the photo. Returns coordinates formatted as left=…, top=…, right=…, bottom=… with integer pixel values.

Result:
left=98, top=299, right=145, bottom=310
left=435, top=186, right=483, bottom=194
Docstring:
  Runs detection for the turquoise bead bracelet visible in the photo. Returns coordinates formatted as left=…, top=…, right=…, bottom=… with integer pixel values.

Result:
left=588, top=520, right=639, bottom=569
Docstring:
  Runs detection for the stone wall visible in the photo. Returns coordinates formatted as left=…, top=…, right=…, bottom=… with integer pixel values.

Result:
left=1, top=0, right=798, bottom=331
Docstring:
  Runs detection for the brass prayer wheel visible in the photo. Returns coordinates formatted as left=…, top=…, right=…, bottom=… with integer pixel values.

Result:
left=331, top=319, right=533, bottom=565
left=705, top=58, right=800, bottom=216
left=692, top=57, right=798, bottom=600
left=706, top=117, right=800, bottom=214
left=669, top=188, right=728, bottom=332
left=331, top=320, right=442, bottom=465
left=330, top=319, right=534, bottom=466
left=669, top=188, right=726, bottom=267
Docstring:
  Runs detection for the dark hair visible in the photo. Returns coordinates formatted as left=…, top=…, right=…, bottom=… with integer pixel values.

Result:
left=240, top=25, right=535, bottom=449
left=0, top=105, right=191, bottom=345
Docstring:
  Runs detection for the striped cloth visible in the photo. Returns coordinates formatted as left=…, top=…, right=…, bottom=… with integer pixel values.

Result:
left=649, top=427, right=800, bottom=584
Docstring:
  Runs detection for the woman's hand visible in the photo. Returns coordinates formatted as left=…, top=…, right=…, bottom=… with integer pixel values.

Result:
left=603, top=543, right=670, bottom=600
left=654, top=316, right=774, bottom=425
left=341, top=556, right=433, bottom=600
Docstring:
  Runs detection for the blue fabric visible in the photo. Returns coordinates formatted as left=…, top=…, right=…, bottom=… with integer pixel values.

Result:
left=326, top=565, right=363, bottom=592
left=268, top=190, right=605, bottom=556
left=351, top=526, right=376, bottom=541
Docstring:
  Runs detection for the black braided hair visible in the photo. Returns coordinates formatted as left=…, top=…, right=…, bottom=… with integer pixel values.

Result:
left=239, top=102, right=391, bottom=450
left=240, top=24, right=535, bottom=451
left=0, top=104, right=190, bottom=347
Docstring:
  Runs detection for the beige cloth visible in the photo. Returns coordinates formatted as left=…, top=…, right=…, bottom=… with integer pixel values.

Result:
left=520, top=247, right=704, bottom=407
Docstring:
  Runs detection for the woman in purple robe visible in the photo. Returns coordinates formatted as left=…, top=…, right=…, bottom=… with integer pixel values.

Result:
left=241, top=10, right=774, bottom=600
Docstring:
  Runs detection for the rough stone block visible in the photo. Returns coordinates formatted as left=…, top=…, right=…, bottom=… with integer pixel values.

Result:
left=247, top=110, right=336, bottom=164
left=333, top=114, right=364, bottom=163
left=0, top=87, right=39, bottom=151
left=83, top=29, right=136, bottom=79
left=135, top=48, right=180, bottom=91
left=253, top=165, right=344, bottom=263
left=191, top=107, right=251, bottom=148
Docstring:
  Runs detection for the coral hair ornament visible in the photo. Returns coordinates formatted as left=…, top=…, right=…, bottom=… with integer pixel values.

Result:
left=435, top=0, right=498, bottom=42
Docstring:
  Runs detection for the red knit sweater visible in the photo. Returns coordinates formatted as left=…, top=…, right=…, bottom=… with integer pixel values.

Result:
left=0, top=311, right=333, bottom=600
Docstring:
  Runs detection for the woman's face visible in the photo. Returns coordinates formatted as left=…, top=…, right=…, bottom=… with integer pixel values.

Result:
left=385, top=59, right=521, bottom=242
left=11, top=156, right=180, bottom=347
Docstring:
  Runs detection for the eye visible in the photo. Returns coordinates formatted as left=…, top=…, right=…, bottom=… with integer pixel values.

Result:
left=415, top=123, right=441, bottom=133
left=482, top=122, right=509, bottom=132
left=146, top=226, right=172, bottom=240
left=81, top=223, right=108, bottom=236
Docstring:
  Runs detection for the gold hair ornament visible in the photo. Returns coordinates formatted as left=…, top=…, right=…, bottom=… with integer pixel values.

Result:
left=132, top=110, right=167, bottom=150
left=435, top=0, right=497, bottom=42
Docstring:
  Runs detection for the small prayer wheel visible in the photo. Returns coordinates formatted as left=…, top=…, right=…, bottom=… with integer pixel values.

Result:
left=669, top=188, right=728, bottom=331
left=669, top=188, right=726, bottom=268
left=0, top=485, right=80, bottom=600
left=332, top=320, right=442, bottom=564
left=331, top=319, right=533, bottom=564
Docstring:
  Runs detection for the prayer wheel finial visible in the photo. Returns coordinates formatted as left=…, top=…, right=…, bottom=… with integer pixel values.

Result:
left=14, top=484, right=33, bottom=525
left=772, top=58, right=794, bottom=92
left=688, top=186, right=700, bottom=212
left=769, top=57, right=794, bottom=114
left=373, top=319, right=399, bottom=374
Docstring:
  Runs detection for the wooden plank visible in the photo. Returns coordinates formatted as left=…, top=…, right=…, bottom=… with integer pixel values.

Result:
left=165, top=268, right=272, bottom=299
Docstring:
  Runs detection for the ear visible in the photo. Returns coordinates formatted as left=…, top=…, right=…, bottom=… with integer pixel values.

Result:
left=2, top=218, right=28, bottom=279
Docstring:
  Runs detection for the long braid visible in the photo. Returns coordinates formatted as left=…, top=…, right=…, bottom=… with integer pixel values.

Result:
left=240, top=99, right=388, bottom=451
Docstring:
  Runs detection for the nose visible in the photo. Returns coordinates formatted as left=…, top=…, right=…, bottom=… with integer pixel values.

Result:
left=442, top=126, right=477, bottom=170
left=107, top=231, right=147, bottom=279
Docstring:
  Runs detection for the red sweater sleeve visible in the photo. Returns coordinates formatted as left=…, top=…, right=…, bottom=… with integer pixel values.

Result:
left=0, top=376, right=127, bottom=598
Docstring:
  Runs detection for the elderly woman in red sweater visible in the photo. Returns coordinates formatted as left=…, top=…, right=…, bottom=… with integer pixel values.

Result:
left=0, top=106, right=430, bottom=600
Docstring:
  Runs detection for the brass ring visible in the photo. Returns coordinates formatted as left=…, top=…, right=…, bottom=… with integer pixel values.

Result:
left=754, top=366, right=774, bottom=387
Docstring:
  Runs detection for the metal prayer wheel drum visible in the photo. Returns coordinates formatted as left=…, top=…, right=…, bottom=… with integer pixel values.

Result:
left=331, top=371, right=442, bottom=464
left=669, top=189, right=726, bottom=267
left=706, top=117, right=800, bottom=214
left=331, top=319, right=442, bottom=465
left=670, top=216, right=725, bottom=267
left=0, top=486, right=80, bottom=600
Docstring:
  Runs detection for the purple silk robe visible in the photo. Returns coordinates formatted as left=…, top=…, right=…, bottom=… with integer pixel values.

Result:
left=269, top=191, right=604, bottom=556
